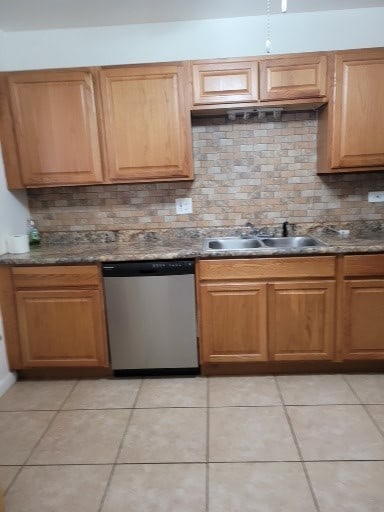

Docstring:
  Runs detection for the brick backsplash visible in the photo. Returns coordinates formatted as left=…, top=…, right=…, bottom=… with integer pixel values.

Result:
left=27, top=112, right=384, bottom=236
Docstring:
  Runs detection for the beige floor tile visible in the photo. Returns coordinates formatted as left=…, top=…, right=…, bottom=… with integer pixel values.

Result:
left=0, top=381, right=76, bottom=411
left=209, top=406, right=299, bottom=462
left=0, top=466, right=20, bottom=493
left=62, top=378, right=141, bottom=409
left=101, top=464, right=206, bottom=512
left=345, top=374, right=384, bottom=404
left=306, top=461, right=384, bottom=512
left=210, top=462, right=316, bottom=512
left=0, top=411, right=54, bottom=465
left=136, top=377, right=207, bottom=408
left=28, top=410, right=130, bottom=464
left=277, top=374, right=359, bottom=405
left=4, top=465, right=112, bottom=512
left=209, top=376, right=281, bottom=407
left=366, top=405, right=384, bottom=434
left=118, top=408, right=206, bottom=463
left=288, top=405, right=384, bottom=460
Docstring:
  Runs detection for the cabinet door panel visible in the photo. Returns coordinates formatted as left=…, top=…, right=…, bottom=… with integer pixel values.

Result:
left=199, top=282, right=267, bottom=363
left=343, top=280, right=384, bottom=359
left=16, top=289, right=108, bottom=367
left=192, top=61, right=259, bottom=105
left=260, top=55, right=327, bottom=101
left=332, top=51, right=384, bottom=168
left=8, top=70, right=103, bottom=186
left=100, top=64, right=192, bottom=182
left=268, top=281, right=335, bottom=361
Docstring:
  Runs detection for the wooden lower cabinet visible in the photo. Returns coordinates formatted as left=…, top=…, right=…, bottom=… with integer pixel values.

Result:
left=268, top=281, right=335, bottom=361
left=199, top=282, right=267, bottom=363
left=12, top=265, right=109, bottom=368
left=343, top=279, right=384, bottom=360
left=341, top=254, right=384, bottom=361
left=197, top=257, right=336, bottom=365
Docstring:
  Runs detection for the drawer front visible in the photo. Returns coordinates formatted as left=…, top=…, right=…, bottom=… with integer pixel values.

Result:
left=343, top=254, right=384, bottom=277
left=12, top=265, right=100, bottom=288
left=198, top=257, right=336, bottom=281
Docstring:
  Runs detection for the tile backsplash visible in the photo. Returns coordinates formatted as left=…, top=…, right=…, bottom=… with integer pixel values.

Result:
left=27, top=112, right=384, bottom=240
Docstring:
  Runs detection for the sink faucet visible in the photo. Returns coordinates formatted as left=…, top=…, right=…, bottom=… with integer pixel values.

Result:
left=282, top=221, right=289, bottom=237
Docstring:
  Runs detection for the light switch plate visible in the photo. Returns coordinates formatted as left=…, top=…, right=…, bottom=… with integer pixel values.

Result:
left=175, top=198, right=193, bottom=214
left=368, top=191, right=384, bottom=203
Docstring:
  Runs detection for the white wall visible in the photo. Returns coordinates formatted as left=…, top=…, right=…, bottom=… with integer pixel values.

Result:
left=0, top=8, right=383, bottom=71
left=0, top=150, right=29, bottom=393
left=0, top=150, right=30, bottom=255
left=0, top=309, right=16, bottom=396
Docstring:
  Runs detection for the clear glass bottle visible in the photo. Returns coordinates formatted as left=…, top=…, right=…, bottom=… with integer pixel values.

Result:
left=27, top=219, right=41, bottom=246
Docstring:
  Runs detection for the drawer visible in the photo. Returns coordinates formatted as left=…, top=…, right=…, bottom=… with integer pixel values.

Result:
left=12, top=265, right=100, bottom=289
left=198, top=257, right=336, bottom=281
left=343, top=254, right=384, bottom=277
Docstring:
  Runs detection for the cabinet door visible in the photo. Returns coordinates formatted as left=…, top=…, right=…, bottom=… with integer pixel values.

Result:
left=100, top=64, right=192, bottom=182
left=331, top=50, right=384, bottom=168
left=268, top=281, right=335, bottom=361
left=192, top=60, right=259, bottom=105
left=199, top=282, right=267, bottom=363
left=343, top=280, right=384, bottom=360
left=259, top=55, right=327, bottom=101
left=8, top=70, right=103, bottom=187
left=16, top=289, right=109, bottom=368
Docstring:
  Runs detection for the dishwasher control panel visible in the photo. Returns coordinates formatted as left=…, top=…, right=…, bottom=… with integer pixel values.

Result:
left=102, top=259, right=195, bottom=277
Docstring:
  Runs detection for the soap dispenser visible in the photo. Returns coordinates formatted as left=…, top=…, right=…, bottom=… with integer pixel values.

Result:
left=27, top=219, right=41, bottom=246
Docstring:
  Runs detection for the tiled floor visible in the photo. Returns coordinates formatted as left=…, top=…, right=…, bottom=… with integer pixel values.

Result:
left=0, top=374, right=384, bottom=511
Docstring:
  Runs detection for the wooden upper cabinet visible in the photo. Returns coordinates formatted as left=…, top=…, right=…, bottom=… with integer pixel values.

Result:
left=7, top=69, right=103, bottom=187
left=331, top=50, right=384, bottom=169
left=99, top=63, right=192, bottom=183
left=318, top=48, right=384, bottom=173
left=191, top=60, right=259, bottom=105
left=259, top=54, right=327, bottom=101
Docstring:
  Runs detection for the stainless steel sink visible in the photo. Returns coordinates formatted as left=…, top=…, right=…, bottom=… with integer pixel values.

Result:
left=259, top=236, right=326, bottom=248
left=203, top=235, right=326, bottom=251
left=204, top=237, right=263, bottom=250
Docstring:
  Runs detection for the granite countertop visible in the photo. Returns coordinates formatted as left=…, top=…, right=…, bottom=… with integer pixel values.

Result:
left=1, top=230, right=384, bottom=265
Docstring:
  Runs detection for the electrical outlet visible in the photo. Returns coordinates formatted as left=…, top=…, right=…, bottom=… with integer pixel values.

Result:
left=175, top=198, right=193, bottom=214
left=368, top=191, right=384, bottom=203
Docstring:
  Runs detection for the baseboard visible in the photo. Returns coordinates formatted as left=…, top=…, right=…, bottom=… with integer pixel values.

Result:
left=0, top=371, right=16, bottom=396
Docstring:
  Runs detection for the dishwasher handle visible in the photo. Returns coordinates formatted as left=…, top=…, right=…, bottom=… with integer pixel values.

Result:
left=102, top=260, right=195, bottom=277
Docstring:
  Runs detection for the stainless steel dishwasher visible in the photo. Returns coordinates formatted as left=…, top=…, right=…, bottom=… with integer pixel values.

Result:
left=102, top=260, right=198, bottom=376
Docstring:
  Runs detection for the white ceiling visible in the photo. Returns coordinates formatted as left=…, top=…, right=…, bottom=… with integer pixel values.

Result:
left=0, top=0, right=383, bottom=31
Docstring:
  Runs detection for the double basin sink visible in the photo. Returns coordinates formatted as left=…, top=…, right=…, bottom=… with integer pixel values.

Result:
left=203, top=236, right=326, bottom=252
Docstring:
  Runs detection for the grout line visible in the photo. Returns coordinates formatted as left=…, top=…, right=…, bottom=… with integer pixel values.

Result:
left=363, top=406, right=384, bottom=440
left=22, top=381, right=78, bottom=467
left=206, top=377, right=210, bottom=512
left=342, top=375, right=384, bottom=441
left=4, top=401, right=384, bottom=412
left=3, top=458, right=384, bottom=468
left=13, top=411, right=61, bottom=482
left=97, top=378, right=144, bottom=512
left=3, top=380, right=80, bottom=496
left=274, top=376, right=321, bottom=512
left=58, top=379, right=80, bottom=410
